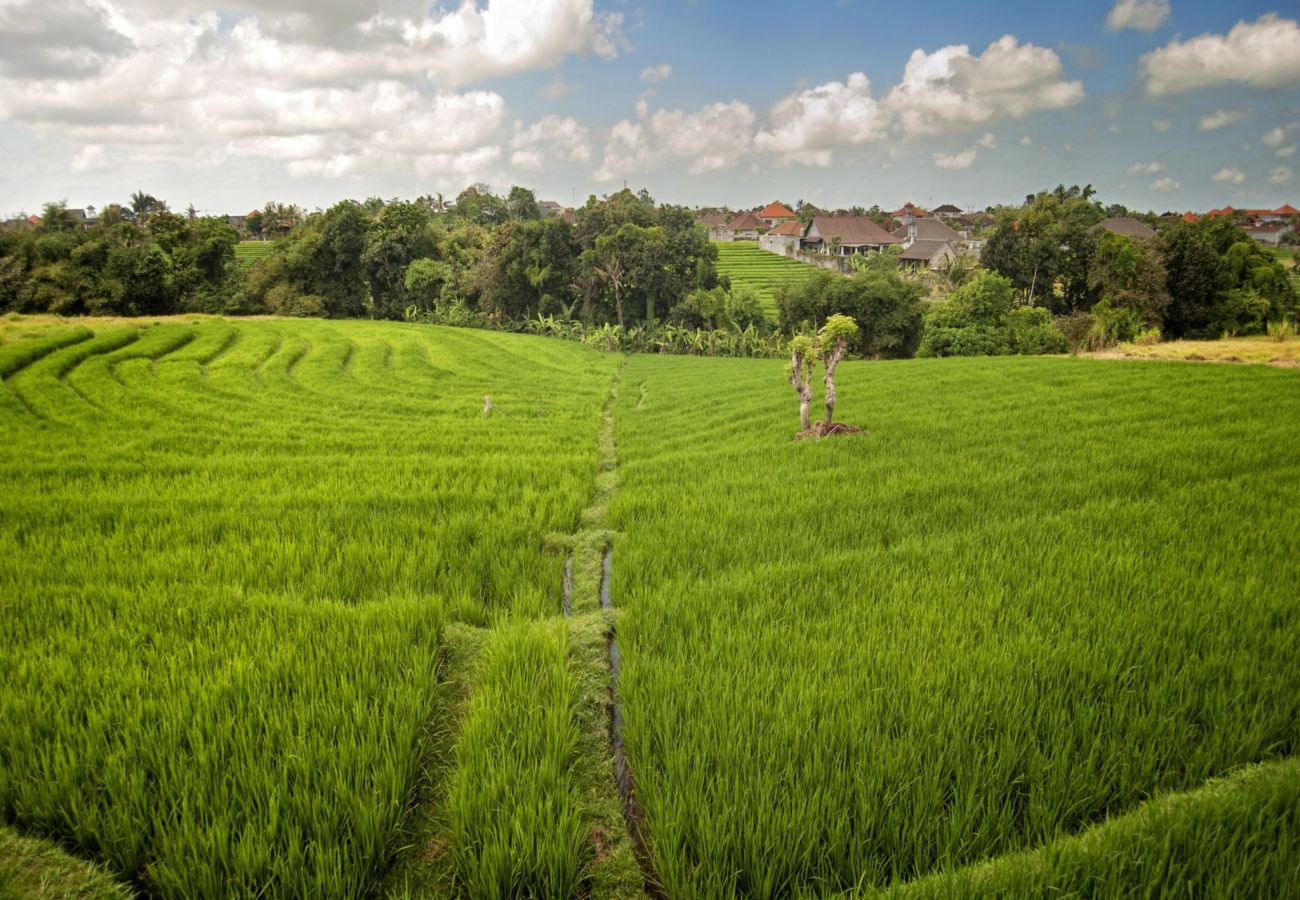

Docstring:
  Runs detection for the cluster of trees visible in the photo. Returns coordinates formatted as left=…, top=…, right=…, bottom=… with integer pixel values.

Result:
left=982, top=185, right=1296, bottom=341
left=238, top=186, right=723, bottom=329
left=0, top=202, right=239, bottom=316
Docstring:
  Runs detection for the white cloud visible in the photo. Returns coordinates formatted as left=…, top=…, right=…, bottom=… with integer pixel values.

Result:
left=1198, top=109, right=1249, bottom=131
left=883, top=35, right=1084, bottom=137
left=1109, top=123, right=1121, bottom=135
left=596, top=100, right=755, bottom=180
left=934, top=147, right=977, bottom=169
left=70, top=143, right=110, bottom=172
left=754, top=73, right=887, bottom=165
left=640, top=63, right=671, bottom=82
left=1128, top=161, right=1164, bottom=174
left=1264, top=125, right=1298, bottom=157
left=510, top=115, right=591, bottom=170
left=0, top=0, right=626, bottom=183
left=976, top=132, right=998, bottom=149
left=1140, top=14, right=1300, bottom=95
left=1106, top=0, right=1170, bottom=32
left=1278, top=145, right=1297, bottom=158
left=1263, top=126, right=1288, bottom=147
left=1212, top=166, right=1246, bottom=184
left=1270, top=165, right=1293, bottom=185
left=1020, top=135, right=1033, bottom=145
left=1151, top=176, right=1179, bottom=191
left=1152, top=118, right=1172, bottom=131
left=540, top=77, right=580, bottom=100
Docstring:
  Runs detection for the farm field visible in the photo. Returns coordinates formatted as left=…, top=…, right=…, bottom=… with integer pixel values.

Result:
left=610, top=352, right=1300, bottom=896
left=713, top=241, right=818, bottom=316
left=1273, top=246, right=1300, bottom=295
left=1, top=315, right=1299, bottom=897
left=233, top=240, right=274, bottom=268
left=0, top=316, right=628, bottom=897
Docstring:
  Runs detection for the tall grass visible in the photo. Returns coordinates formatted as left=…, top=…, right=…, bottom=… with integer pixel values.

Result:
left=448, top=622, right=587, bottom=897
left=611, top=353, right=1300, bottom=897
left=0, top=317, right=617, bottom=896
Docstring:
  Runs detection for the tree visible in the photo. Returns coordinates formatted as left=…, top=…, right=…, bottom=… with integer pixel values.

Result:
left=787, top=334, right=816, bottom=432
left=818, top=315, right=858, bottom=425
left=506, top=186, right=541, bottom=221
left=246, top=211, right=264, bottom=239
left=404, top=258, right=450, bottom=315
left=775, top=267, right=923, bottom=358
left=591, top=247, right=628, bottom=329
left=1087, top=230, right=1170, bottom=327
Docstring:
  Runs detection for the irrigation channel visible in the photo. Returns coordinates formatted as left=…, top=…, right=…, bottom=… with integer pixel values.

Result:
left=559, top=360, right=663, bottom=897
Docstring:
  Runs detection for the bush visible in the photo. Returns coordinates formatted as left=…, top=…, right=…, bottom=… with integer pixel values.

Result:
left=1055, top=312, right=1095, bottom=356
left=776, top=267, right=924, bottom=358
left=1089, top=297, right=1144, bottom=349
left=1006, top=306, right=1068, bottom=355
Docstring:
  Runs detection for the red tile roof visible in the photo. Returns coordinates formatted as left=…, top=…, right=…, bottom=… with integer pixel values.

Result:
left=1273, top=204, right=1299, bottom=216
left=1182, top=211, right=1200, bottom=222
left=768, top=221, right=803, bottom=236
left=758, top=201, right=796, bottom=220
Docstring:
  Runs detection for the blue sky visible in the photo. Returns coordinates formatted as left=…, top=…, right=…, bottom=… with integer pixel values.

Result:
left=0, top=0, right=1297, bottom=217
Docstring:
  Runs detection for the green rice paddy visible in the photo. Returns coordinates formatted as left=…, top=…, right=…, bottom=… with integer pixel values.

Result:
left=1, top=315, right=1297, bottom=898
left=714, top=241, right=818, bottom=316
left=233, top=240, right=274, bottom=269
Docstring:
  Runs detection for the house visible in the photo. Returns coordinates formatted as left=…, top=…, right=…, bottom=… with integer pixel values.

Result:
left=893, top=217, right=964, bottom=246
left=225, top=215, right=248, bottom=233
left=1181, top=211, right=1201, bottom=223
left=802, top=216, right=901, bottom=256
left=757, top=201, right=797, bottom=228
left=932, top=204, right=963, bottom=219
left=891, top=202, right=929, bottom=221
left=721, top=211, right=767, bottom=241
left=561, top=208, right=577, bottom=225
left=1089, top=217, right=1157, bottom=240
left=759, top=220, right=804, bottom=255
left=899, top=240, right=959, bottom=271
left=1246, top=222, right=1294, bottom=246
left=538, top=200, right=564, bottom=218
left=892, top=217, right=968, bottom=266
left=697, top=212, right=730, bottom=228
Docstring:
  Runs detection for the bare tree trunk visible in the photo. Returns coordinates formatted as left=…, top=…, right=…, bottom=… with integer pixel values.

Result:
left=790, top=345, right=814, bottom=432
left=823, top=347, right=845, bottom=424
left=614, top=285, right=625, bottom=330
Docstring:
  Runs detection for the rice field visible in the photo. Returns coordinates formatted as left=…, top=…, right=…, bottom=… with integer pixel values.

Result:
left=234, top=240, right=274, bottom=268
left=714, top=241, right=818, bottom=316
left=1, top=315, right=1298, bottom=898
left=610, top=353, right=1300, bottom=897
left=0, top=316, right=618, bottom=896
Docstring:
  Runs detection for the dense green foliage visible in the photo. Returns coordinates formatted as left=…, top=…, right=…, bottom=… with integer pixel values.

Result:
left=919, top=272, right=1069, bottom=357
left=0, top=318, right=616, bottom=896
left=775, top=264, right=925, bottom=358
left=611, top=352, right=1300, bottom=897
left=0, top=204, right=239, bottom=315
left=713, top=242, right=819, bottom=315
left=982, top=186, right=1296, bottom=339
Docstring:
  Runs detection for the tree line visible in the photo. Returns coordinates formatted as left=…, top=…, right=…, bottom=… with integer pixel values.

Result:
left=2, top=182, right=1294, bottom=361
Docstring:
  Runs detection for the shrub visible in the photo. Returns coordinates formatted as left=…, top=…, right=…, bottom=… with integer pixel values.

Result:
left=1089, top=297, right=1144, bottom=349
left=1007, top=306, right=1068, bottom=355
left=1055, top=312, right=1095, bottom=356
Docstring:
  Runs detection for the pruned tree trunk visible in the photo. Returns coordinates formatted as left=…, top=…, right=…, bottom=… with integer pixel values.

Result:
left=823, top=344, right=846, bottom=424
left=614, top=285, right=625, bottom=330
left=789, top=344, right=814, bottom=432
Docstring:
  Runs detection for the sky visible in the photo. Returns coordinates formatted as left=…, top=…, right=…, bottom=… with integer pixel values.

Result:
left=1, top=0, right=1298, bottom=217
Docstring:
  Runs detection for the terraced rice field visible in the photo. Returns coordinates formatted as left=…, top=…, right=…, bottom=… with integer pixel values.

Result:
left=1, top=315, right=1298, bottom=898
left=714, top=241, right=818, bottom=316
left=234, top=240, right=274, bottom=268
left=1273, top=246, right=1299, bottom=295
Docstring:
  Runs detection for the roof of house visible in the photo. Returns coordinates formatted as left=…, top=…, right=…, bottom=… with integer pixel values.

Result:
left=893, top=217, right=963, bottom=242
left=1248, top=222, right=1292, bottom=233
left=899, top=239, right=956, bottom=261
left=932, top=204, right=963, bottom=215
left=1182, top=211, right=1201, bottom=223
left=1206, top=206, right=1236, bottom=217
left=1090, top=217, right=1157, bottom=239
left=725, top=211, right=767, bottom=232
left=758, top=201, right=796, bottom=219
left=892, top=202, right=929, bottom=218
left=562, top=209, right=577, bottom=224
left=806, top=216, right=901, bottom=246
left=768, top=221, right=803, bottom=237
left=1274, top=204, right=1300, bottom=216
left=697, top=212, right=730, bottom=227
